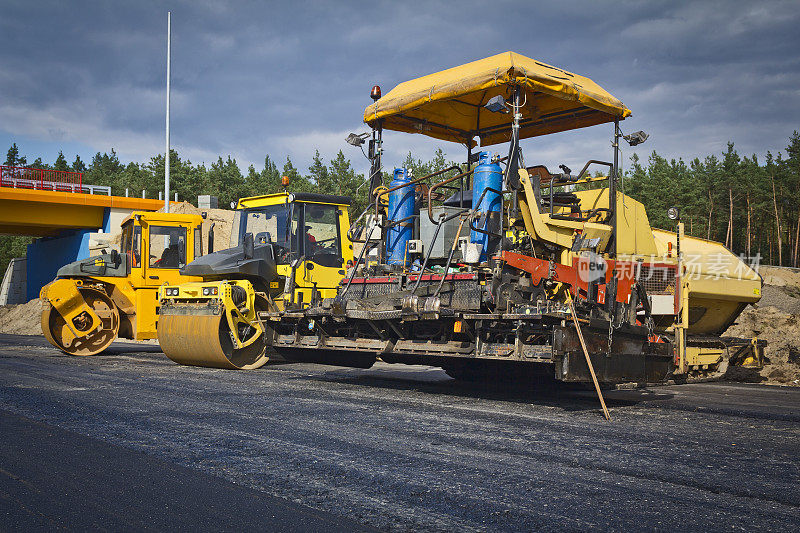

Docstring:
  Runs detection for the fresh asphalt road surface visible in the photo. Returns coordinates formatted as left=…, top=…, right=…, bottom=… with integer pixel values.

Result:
left=0, top=334, right=798, bottom=531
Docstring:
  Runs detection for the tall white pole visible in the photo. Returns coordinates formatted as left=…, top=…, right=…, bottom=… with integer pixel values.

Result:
left=164, top=11, right=171, bottom=213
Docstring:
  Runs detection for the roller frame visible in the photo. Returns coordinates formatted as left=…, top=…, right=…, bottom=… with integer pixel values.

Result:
left=157, top=279, right=269, bottom=370
left=40, top=282, right=120, bottom=356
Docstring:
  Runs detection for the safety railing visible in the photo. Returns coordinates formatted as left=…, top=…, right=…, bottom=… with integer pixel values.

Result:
left=536, top=160, right=612, bottom=222
left=342, top=156, right=514, bottom=299
left=340, top=165, right=469, bottom=298
left=0, top=165, right=111, bottom=195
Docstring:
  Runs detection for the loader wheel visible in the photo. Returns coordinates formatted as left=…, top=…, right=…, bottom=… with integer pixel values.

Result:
left=42, top=288, right=120, bottom=356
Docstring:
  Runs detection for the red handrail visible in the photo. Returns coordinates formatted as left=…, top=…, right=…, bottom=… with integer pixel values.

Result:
left=0, top=165, right=83, bottom=190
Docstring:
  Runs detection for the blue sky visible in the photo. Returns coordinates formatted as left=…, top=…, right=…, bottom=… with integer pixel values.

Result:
left=1, top=0, right=798, bottom=179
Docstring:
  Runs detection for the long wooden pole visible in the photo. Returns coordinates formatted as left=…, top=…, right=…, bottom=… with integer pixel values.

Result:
left=567, top=297, right=611, bottom=421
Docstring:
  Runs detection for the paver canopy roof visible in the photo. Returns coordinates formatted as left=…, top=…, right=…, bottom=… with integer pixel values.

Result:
left=364, top=51, right=631, bottom=147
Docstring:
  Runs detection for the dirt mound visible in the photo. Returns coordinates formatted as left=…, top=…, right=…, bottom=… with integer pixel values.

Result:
left=0, top=299, right=43, bottom=335
left=757, top=285, right=800, bottom=314
left=717, top=265, right=800, bottom=386
left=758, top=266, right=800, bottom=288
left=725, top=305, right=800, bottom=386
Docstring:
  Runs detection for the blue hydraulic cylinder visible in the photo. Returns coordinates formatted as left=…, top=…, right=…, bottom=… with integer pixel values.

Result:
left=386, top=168, right=415, bottom=266
left=470, top=151, right=503, bottom=262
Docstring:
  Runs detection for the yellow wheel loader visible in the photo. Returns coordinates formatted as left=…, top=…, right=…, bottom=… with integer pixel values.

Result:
left=40, top=212, right=204, bottom=355
left=156, top=191, right=353, bottom=369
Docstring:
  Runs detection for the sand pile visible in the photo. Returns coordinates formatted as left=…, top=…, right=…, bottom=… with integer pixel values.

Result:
left=756, top=285, right=800, bottom=314
left=0, top=298, right=43, bottom=335
left=722, top=267, right=800, bottom=386
left=725, top=305, right=800, bottom=386
left=759, top=266, right=800, bottom=289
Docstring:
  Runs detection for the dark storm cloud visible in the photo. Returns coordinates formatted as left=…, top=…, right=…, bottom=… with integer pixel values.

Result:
left=0, top=0, right=798, bottom=175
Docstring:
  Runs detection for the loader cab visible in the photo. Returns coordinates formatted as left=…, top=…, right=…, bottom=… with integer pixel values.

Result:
left=120, top=211, right=204, bottom=289
left=233, top=192, right=353, bottom=305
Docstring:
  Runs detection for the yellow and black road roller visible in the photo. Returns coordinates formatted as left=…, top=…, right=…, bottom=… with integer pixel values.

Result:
left=156, top=191, right=353, bottom=369
left=40, top=212, right=204, bottom=355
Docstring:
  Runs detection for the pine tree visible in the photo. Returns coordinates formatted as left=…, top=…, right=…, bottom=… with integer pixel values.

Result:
left=254, top=155, right=281, bottom=194
left=245, top=164, right=260, bottom=197
left=785, top=132, right=800, bottom=265
left=54, top=150, right=69, bottom=171
left=207, top=156, right=247, bottom=208
left=30, top=157, right=51, bottom=170
left=308, top=150, right=332, bottom=192
left=85, top=150, right=123, bottom=193
left=328, top=150, right=367, bottom=214
left=72, top=155, right=86, bottom=173
left=721, top=143, right=741, bottom=248
left=282, top=156, right=312, bottom=192
left=146, top=150, right=206, bottom=203
left=5, top=143, right=20, bottom=167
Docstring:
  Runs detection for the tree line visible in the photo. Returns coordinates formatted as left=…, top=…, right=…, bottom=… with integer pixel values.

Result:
left=625, top=131, right=800, bottom=267
left=3, top=143, right=371, bottom=213
left=2, top=131, right=799, bottom=277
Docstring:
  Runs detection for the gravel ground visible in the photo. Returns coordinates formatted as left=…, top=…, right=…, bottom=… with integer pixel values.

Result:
left=0, top=334, right=798, bottom=531
left=758, top=285, right=800, bottom=314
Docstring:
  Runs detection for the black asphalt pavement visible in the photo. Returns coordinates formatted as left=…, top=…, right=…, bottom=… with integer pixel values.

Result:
left=0, top=333, right=798, bottom=531
left=0, top=409, right=372, bottom=532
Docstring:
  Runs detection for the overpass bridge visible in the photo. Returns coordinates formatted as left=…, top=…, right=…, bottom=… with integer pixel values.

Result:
left=1, top=165, right=171, bottom=301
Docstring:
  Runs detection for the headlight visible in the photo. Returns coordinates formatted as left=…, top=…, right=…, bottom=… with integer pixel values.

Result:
left=202, top=286, right=218, bottom=296
left=667, top=207, right=680, bottom=221
left=164, top=287, right=179, bottom=297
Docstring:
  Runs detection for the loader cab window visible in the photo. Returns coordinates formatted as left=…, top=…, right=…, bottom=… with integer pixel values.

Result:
left=194, top=226, right=202, bottom=259
left=301, top=203, right=342, bottom=268
left=149, top=226, right=187, bottom=269
left=121, top=222, right=142, bottom=268
left=238, top=204, right=293, bottom=264
left=230, top=211, right=241, bottom=249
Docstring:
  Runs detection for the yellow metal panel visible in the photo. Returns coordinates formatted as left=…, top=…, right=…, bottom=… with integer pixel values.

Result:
left=135, top=289, right=159, bottom=338
left=0, top=199, right=103, bottom=230
left=236, top=193, right=291, bottom=209
left=339, top=206, right=354, bottom=264
left=236, top=192, right=353, bottom=209
left=685, top=346, right=724, bottom=368
left=571, top=188, right=658, bottom=256
left=364, top=51, right=631, bottom=146
left=0, top=186, right=168, bottom=211
left=652, top=229, right=760, bottom=282
left=517, top=170, right=575, bottom=248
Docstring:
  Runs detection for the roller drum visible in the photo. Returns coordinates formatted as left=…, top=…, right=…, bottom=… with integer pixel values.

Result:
left=41, top=287, right=120, bottom=356
left=157, top=306, right=269, bottom=370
